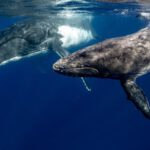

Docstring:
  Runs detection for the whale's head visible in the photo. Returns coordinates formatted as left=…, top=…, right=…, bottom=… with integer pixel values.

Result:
left=53, top=48, right=101, bottom=77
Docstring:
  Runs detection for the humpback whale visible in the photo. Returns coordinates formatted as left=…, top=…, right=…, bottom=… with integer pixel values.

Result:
left=0, top=18, right=69, bottom=65
left=53, top=27, right=150, bottom=119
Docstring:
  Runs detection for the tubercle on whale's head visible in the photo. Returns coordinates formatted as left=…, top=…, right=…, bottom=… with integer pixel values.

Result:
left=53, top=48, right=101, bottom=77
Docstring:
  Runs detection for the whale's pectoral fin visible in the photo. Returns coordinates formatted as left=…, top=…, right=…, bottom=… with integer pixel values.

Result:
left=120, top=79, right=150, bottom=119
left=51, top=39, right=91, bottom=92
left=55, top=48, right=69, bottom=58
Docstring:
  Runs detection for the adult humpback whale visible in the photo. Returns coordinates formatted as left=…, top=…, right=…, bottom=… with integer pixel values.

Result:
left=0, top=18, right=69, bottom=64
left=53, top=27, right=150, bottom=119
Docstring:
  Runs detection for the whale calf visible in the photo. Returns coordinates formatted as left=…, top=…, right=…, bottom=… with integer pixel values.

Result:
left=53, top=27, right=150, bottom=119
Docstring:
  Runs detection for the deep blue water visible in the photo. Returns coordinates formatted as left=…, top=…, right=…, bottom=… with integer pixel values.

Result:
left=0, top=1, right=150, bottom=150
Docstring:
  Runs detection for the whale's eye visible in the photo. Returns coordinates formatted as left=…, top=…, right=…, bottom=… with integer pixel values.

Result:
left=80, top=53, right=87, bottom=58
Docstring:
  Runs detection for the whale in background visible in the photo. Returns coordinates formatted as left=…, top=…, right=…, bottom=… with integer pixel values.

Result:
left=0, top=6, right=94, bottom=65
left=0, top=18, right=71, bottom=65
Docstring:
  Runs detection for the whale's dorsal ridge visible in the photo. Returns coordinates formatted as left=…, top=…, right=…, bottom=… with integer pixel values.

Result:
left=120, top=78, right=150, bottom=119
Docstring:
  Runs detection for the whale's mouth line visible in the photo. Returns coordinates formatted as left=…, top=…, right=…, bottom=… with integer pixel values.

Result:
left=53, top=63, right=99, bottom=77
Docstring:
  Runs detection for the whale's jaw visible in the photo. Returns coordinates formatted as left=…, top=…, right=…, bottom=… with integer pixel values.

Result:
left=53, top=58, right=99, bottom=77
left=53, top=50, right=100, bottom=77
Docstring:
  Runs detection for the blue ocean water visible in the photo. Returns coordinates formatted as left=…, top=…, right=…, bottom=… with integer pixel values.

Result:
left=0, top=1, right=150, bottom=150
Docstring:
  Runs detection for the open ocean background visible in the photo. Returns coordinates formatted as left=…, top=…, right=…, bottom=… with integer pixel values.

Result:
left=0, top=1, right=150, bottom=150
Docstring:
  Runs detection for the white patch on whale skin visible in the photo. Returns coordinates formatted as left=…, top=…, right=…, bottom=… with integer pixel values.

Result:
left=57, top=9, right=94, bottom=48
left=1, top=56, right=22, bottom=66
left=0, top=50, right=47, bottom=66
left=140, top=12, right=150, bottom=20
left=58, top=25, right=93, bottom=48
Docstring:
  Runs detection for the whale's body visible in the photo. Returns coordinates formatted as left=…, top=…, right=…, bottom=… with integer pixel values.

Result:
left=53, top=27, right=150, bottom=119
left=0, top=19, right=69, bottom=65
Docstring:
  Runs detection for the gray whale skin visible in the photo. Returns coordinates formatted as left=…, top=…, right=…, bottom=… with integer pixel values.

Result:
left=53, top=27, right=150, bottom=119
left=0, top=19, right=68, bottom=64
